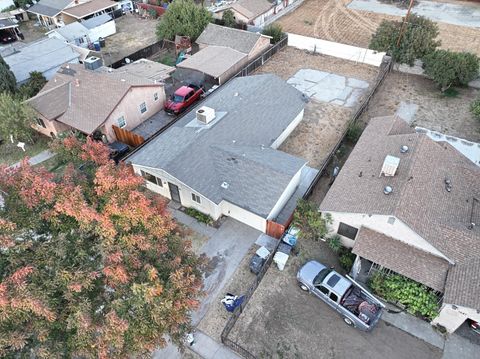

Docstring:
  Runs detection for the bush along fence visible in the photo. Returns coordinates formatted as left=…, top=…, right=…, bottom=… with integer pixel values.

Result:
left=220, top=237, right=283, bottom=359
left=303, top=55, right=393, bottom=199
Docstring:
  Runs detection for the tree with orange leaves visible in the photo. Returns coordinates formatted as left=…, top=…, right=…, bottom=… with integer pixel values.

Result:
left=0, top=136, right=203, bottom=358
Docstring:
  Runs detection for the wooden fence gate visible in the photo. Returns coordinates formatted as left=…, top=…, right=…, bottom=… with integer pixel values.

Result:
left=112, top=125, right=145, bottom=147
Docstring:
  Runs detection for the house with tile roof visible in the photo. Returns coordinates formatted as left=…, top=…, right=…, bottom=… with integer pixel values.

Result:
left=127, top=74, right=318, bottom=233
left=27, top=63, right=165, bottom=142
left=27, top=0, right=118, bottom=28
left=319, top=115, right=480, bottom=333
left=211, top=0, right=274, bottom=27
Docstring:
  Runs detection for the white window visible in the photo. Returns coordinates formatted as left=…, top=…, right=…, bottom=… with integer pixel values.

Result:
left=36, top=118, right=46, bottom=128
left=154, top=92, right=159, bottom=101
left=117, top=116, right=126, bottom=128
left=140, top=102, right=147, bottom=114
left=191, top=193, right=201, bottom=204
left=140, top=170, right=162, bottom=187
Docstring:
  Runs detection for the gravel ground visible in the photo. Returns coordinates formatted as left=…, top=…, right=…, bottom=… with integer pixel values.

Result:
left=276, top=0, right=480, bottom=56
left=228, top=238, right=442, bottom=359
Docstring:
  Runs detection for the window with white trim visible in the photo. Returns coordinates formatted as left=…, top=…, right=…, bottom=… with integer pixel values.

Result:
left=191, top=193, right=201, bottom=204
left=139, top=102, right=147, bottom=114
left=140, top=170, right=162, bottom=187
left=154, top=92, right=159, bottom=101
left=117, top=116, right=127, bottom=128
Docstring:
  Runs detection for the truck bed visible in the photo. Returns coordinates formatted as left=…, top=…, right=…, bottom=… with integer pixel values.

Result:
left=341, top=286, right=382, bottom=326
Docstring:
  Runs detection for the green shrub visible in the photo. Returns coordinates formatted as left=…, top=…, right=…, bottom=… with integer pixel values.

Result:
left=345, top=122, right=363, bottom=143
left=222, top=9, right=236, bottom=28
left=471, top=97, right=480, bottom=121
left=185, top=207, right=214, bottom=225
left=369, top=272, right=439, bottom=320
left=262, top=24, right=284, bottom=44
left=339, top=249, right=355, bottom=271
left=292, top=199, right=332, bottom=241
left=327, top=234, right=342, bottom=253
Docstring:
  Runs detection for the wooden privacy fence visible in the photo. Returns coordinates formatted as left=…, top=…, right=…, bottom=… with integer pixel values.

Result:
left=112, top=125, right=145, bottom=147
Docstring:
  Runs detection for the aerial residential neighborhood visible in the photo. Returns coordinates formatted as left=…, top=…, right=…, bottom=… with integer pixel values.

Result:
left=0, top=0, right=479, bottom=358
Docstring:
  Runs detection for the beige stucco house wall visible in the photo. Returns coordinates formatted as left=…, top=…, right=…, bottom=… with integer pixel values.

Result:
left=32, top=115, right=71, bottom=138
left=248, top=36, right=271, bottom=59
left=433, top=304, right=480, bottom=333
left=101, top=85, right=165, bottom=142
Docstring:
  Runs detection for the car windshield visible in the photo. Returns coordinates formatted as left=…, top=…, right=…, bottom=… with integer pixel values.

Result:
left=313, top=268, right=332, bottom=286
left=172, top=94, right=184, bottom=103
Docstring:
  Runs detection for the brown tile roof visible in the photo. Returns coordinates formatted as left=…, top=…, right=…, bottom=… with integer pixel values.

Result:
left=320, top=115, right=480, bottom=307
left=353, top=227, right=450, bottom=292
left=28, top=63, right=162, bottom=134
left=444, top=258, right=480, bottom=309
left=62, top=0, right=117, bottom=19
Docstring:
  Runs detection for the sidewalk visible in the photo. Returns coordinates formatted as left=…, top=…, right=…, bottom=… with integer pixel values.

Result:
left=189, top=330, right=242, bottom=359
left=10, top=150, right=55, bottom=169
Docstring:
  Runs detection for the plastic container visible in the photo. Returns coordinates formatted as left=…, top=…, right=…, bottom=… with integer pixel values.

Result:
left=99, top=37, right=106, bottom=48
left=94, top=42, right=101, bottom=51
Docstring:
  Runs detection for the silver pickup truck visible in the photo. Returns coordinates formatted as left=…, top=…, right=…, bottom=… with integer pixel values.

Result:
left=297, top=260, right=384, bottom=331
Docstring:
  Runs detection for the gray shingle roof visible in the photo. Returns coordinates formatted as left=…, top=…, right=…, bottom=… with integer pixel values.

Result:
left=444, top=258, right=480, bottom=309
left=320, top=115, right=480, bottom=307
left=353, top=227, right=450, bottom=292
left=3, top=37, right=80, bottom=83
left=27, top=0, right=73, bottom=17
left=128, top=74, right=307, bottom=217
left=81, top=13, right=111, bottom=29
left=196, top=23, right=263, bottom=55
left=231, top=0, right=272, bottom=20
left=52, top=21, right=89, bottom=42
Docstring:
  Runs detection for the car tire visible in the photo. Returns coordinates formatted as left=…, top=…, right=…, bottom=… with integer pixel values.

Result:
left=298, top=282, right=309, bottom=292
left=343, top=317, right=354, bottom=327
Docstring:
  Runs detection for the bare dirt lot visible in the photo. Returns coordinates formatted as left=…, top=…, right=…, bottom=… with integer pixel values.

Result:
left=359, top=71, right=480, bottom=142
left=255, top=47, right=378, bottom=169
left=100, top=14, right=158, bottom=65
left=228, top=238, right=442, bottom=359
left=276, top=0, right=480, bottom=56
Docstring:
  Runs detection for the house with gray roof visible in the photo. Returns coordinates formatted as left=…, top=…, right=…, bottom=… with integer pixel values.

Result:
left=210, top=0, right=274, bottom=27
left=127, top=74, right=315, bottom=233
left=2, top=37, right=81, bottom=84
left=319, top=115, right=480, bottom=333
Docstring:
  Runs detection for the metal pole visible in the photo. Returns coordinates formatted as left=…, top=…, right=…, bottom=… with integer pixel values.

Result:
left=396, top=0, right=415, bottom=48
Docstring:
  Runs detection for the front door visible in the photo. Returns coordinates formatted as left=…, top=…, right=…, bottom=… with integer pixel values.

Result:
left=168, top=182, right=181, bottom=203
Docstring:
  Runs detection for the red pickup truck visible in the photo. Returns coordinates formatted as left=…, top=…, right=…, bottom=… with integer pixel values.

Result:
left=164, top=84, right=203, bottom=115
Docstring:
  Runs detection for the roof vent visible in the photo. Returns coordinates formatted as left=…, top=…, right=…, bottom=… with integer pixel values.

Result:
left=196, top=106, right=215, bottom=124
left=384, top=186, right=393, bottom=195
left=75, top=79, right=80, bottom=87
left=445, top=178, right=452, bottom=192
left=380, top=155, right=400, bottom=177
left=233, top=92, right=239, bottom=97
left=221, top=181, right=229, bottom=189
left=400, top=145, right=409, bottom=153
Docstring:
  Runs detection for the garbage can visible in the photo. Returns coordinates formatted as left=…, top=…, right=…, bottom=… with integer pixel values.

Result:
left=99, top=37, right=106, bottom=48
left=94, top=41, right=101, bottom=51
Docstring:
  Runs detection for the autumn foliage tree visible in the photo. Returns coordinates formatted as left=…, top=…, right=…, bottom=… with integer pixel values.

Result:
left=0, top=136, right=203, bottom=358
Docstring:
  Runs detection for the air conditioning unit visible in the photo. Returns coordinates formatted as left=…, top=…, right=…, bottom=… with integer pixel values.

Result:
left=84, top=56, right=103, bottom=71
left=196, top=106, right=215, bottom=124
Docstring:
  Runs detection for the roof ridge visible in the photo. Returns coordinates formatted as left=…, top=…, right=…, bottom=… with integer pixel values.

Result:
left=28, top=80, right=70, bottom=101
left=206, top=22, right=260, bottom=37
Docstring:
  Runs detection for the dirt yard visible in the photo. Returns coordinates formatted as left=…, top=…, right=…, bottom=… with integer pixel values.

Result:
left=100, top=14, right=158, bottom=65
left=359, top=71, right=480, bottom=142
left=276, top=0, right=480, bottom=56
left=255, top=47, right=378, bottom=169
left=227, top=238, right=442, bottom=359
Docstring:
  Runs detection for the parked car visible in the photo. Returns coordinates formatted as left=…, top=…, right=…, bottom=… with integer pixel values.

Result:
left=469, top=319, right=480, bottom=335
left=164, top=84, right=203, bottom=115
left=108, top=141, right=129, bottom=163
left=297, top=260, right=384, bottom=331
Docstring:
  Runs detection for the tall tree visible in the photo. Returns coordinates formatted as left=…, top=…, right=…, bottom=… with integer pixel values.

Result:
left=18, top=71, right=47, bottom=99
left=0, top=92, right=35, bottom=143
left=0, top=136, right=203, bottom=358
left=222, top=9, right=236, bottom=28
left=369, top=14, right=440, bottom=65
left=0, top=55, right=16, bottom=94
left=156, top=0, right=212, bottom=41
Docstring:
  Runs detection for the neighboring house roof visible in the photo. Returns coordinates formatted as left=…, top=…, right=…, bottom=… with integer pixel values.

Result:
left=62, top=0, right=117, bottom=19
left=27, top=63, right=163, bottom=134
left=320, top=115, right=480, bottom=307
left=444, top=258, right=480, bottom=309
left=352, top=227, right=449, bottom=292
left=49, top=21, right=89, bottom=41
left=230, top=0, right=272, bottom=20
left=27, top=0, right=72, bottom=17
left=3, top=37, right=81, bottom=83
left=176, top=46, right=247, bottom=79
left=0, top=18, right=18, bottom=30
left=96, top=58, right=174, bottom=83
left=81, top=12, right=111, bottom=29
left=128, top=74, right=308, bottom=218
left=196, top=23, right=266, bottom=55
